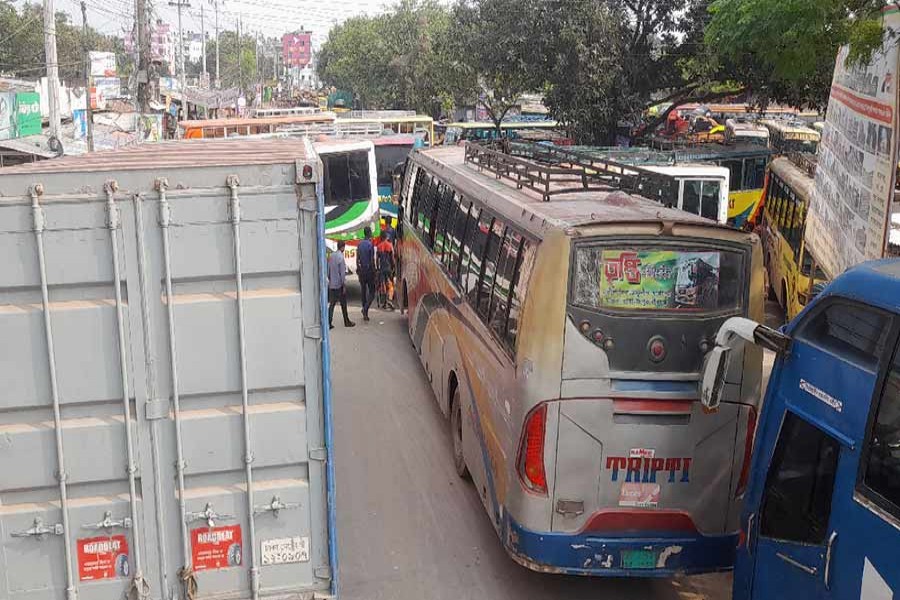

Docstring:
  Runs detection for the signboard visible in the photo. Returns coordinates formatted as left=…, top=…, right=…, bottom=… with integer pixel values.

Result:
left=14, top=92, right=42, bottom=137
left=805, top=8, right=900, bottom=277
left=138, top=114, right=163, bottom=143
left=73, top=109, right=87, bottom=139
left=89, top=51, right=117, bottom=77
left=0, top=92, right=13, bottom=141
left=260, top=536, right=310, bottom=565
left=77, top=535, right=130, bottom=581
left=94, top=77, right=121, bottom=107
left=190, top=525, right=242, bottom=571
left=599, top=250, right=720, bottom=310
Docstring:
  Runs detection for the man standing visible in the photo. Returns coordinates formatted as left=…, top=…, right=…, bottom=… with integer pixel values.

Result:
left=356, top=226, right=376, bottom=322
left=328, top=241, right=355, bottom=329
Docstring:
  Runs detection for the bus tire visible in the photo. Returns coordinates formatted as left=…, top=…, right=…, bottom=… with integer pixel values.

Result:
left=450, top=384, right=471, bottom=480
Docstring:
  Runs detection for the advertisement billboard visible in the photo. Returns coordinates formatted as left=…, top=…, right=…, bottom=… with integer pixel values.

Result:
left=14, top=92, right=42, bottom=137
left=805, top=8, right=900, bottom=277
left=0, top=92, right=13, bottom=141
left=89, top=51, right=117, bottom=77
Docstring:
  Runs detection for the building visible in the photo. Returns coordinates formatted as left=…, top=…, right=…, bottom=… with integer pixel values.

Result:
left=184, top=31, right=204, bottom=64
left=124, top=20, right=176, bottom=75
left=282, top=30, right=312, bottom=68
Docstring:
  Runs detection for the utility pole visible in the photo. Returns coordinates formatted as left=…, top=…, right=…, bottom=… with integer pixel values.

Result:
left=214, top=0, right=220, bottom=88
left=200, top=2, right=207, bottom=87
left=43, top=0, right=61, bottom=140
left=168, top=0, right=190, bottom=93
left=135, top=0, right=150, bottom=118
left=237, top=14, right=242, bottom=93
left=80, top=1, right=94, bottom=151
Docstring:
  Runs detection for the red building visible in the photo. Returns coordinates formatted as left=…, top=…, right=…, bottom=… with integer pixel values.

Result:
left=282, top=31, right=312, bottom=68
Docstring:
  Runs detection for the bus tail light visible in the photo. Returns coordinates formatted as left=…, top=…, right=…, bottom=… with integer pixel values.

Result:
left=517, top=403, right=548, bottom=495
left=735, top=406, right=757, bottom=497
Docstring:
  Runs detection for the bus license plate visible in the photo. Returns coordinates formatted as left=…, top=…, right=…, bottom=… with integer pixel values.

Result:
left=621, top=550, right=657, bottom=569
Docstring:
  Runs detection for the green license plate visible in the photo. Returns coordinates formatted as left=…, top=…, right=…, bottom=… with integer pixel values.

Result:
left=621, top=549, right=657, bottom=569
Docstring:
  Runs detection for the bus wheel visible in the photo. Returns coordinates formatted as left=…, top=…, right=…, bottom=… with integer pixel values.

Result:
left=450, top=386, right=471, bottom=480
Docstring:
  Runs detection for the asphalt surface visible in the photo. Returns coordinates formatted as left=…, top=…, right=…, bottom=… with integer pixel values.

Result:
left=327, top=280, right=777, bottom=600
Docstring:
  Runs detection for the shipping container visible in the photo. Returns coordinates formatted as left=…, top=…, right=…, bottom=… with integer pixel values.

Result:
left=0, top=138, right=338, bottom=600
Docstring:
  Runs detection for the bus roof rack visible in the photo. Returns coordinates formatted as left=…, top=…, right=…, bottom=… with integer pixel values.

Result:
left=463, top=140, right=679, bottom=204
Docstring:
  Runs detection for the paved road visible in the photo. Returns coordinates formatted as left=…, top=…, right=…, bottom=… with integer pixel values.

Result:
left=329, top=282, right=738, bottom=600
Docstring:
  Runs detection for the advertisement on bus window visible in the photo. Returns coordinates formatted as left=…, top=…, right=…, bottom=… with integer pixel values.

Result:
left=805, top=7, right=900, bottom=278
left=598, top=250, right=721, bottom=310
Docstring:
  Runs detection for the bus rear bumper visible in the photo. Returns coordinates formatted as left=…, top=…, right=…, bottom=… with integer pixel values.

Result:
left=505, top=517, right=736, bottom=577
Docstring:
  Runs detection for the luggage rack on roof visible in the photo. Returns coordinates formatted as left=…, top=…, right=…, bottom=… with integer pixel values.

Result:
left=463, top=140, right=679, bottom=204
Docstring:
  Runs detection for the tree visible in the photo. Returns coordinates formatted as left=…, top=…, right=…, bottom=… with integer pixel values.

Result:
left=446, top=0, right=542, bottom=133
left=704, top=0, right=889, bottom=110
left=204, top=31, right=260, bottom=92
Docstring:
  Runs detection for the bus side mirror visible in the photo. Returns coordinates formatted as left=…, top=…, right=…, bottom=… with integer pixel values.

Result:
left=700, top=346, right=732, bottom=411
left=700, top=317, right=792, bottom=411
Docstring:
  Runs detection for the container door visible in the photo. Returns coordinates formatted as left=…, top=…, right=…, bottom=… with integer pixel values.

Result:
left=142, top=178, right=332, bottom=600
left=0, top=196, right=149, bottom=600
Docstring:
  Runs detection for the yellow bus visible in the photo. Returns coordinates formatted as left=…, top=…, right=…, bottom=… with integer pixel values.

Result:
left=760, top=119, right=821, bottom=155
left=178, top=114, right=336, bottom=139
left=436, top=121, right=562, bottom=145
left=760, top=155, right=827, bottom=319
left=397, top=142, right=765, bottom=577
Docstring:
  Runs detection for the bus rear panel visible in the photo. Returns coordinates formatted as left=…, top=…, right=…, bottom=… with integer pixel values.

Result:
left=505, top=234, right=761, bottom=577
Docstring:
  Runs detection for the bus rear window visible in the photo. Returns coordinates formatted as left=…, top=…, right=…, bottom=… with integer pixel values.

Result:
left=572, top=246, right=744, bottom=313
left=322, top=151, right=371, bottom=204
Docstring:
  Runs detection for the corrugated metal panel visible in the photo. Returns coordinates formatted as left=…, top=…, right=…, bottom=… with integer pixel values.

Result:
left=0, top=144, right=336, bottom=600
left=0, top=138, right=313, bottom=175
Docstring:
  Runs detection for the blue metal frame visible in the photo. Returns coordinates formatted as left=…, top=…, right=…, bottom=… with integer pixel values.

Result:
left=315, top=173, right=340, bottom=596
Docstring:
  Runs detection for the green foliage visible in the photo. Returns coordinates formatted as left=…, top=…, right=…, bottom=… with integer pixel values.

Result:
left=0, top=1, right=119, bottom=84
left=705, top=0, right=890, bottom=108
left=204, top=32, right=266, bottom=92
left=317, top=0, right=458, bottom=115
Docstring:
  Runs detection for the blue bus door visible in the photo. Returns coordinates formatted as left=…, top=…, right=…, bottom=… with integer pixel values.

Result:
left=740, top=300, right=897, bottom=600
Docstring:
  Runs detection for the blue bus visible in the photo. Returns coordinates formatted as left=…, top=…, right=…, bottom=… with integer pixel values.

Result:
left=701, top=259, right=900, bottom=599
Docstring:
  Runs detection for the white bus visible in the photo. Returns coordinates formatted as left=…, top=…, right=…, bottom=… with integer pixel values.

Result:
left=397, top=142, right=765, bottom=577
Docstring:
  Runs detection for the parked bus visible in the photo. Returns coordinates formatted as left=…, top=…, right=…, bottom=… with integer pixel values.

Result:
left=759, top=156, right=828, bottom=319
left=315, top=139, right=379, bottom=242
left=699, top=260, right=900, bottom=600
left=397, top=143, right=765, bottom=577
left=337, top=114, right=435, bottom=147
left=566, top=144, right=766, bottom=226
left=373, top=135, right=417, bottom=226
left=725, top=119, right=769, bottom=146
left=179, top=114, right=336, bottom=139
left=250, top=106, right=321, bottom=118
left=760, top=119, right=821, bottom=155
left=437, top=121, right=560, bottom=145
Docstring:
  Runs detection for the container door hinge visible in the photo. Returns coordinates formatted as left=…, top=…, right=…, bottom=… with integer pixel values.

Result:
left=304, top=325, right=322, bottom=340
left=314, top=566, right=332, bottom=581
left=145, top=398, right=170, bottom=420
left=309, top=447, right=327, bottom=462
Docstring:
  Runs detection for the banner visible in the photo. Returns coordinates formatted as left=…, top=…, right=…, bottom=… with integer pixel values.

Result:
left=89, top=51, right=117, bottom=77
left=14, top=92, right=41, bottom=137
left=805, top=8, right=900, bottom=277
left=94, top=77, right=121, bottom=107
left=0, top=92, right=13, bottom=141
left=599, top=250, right=721, bottom=310
left=73, top=109, right=87, bottom=139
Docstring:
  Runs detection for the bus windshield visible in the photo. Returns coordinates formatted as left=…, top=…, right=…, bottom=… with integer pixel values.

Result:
left=374, top=143, right=414, bottom=187
left=572, top=244, right=744, bottom=313
left=322, top=151, right=371, bottom=205
left=681, top=179, right=722, bottom=221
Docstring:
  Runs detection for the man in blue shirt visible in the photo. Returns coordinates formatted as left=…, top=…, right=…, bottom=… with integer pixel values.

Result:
left=356, top=226, right=376, bottom=321
left=327, top=241, right=355, bottom=329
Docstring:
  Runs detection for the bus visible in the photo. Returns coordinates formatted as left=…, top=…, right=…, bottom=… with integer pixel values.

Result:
left=437, top=121, right=561, bottom=145
left=338, top=114, right=435, bottom=147
left=179, top=114, right=336, bottom=139
left=372, top=135, right=417, bottom=227
left=724, top=119, right=769, bottom=146
left=315, top=138, right=379, bottom=244
left=759, top=155, right=827, bottom=319
left=397, top=142, right=765, bottom=577
left=250, top=106, right=322, bottom=118
left=760, top=119, right=821, bottom=155
left=563, top=144, right=766, bottom=226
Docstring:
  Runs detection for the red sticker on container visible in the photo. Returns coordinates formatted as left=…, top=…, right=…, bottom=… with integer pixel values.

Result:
left=77, top=535, right=130, bottom=581
left=191, top=525, right=243, bottom=571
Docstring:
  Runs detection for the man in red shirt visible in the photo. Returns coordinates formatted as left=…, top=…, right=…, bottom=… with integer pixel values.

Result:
left=376, top=234, right=395, bottom=310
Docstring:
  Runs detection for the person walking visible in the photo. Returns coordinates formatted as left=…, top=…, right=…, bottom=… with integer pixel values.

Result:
left=356, top=226, right=376, bottom=322
left=376, top=232, right=395, bottom=310
left=328, top=241, right=355, bottom=329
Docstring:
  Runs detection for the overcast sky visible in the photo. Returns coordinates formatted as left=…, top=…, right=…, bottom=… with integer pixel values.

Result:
left=47, top=0, right=391, bottom=48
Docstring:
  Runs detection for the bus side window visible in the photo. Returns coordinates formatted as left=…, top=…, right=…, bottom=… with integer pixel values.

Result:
left=745, top=156, right=767, bottom=190
left=445, top=195, right=468, bottom=278
left=477, top=220, right=506, bottom=320
left=861, top=338, right=900, bottom=517
left=489, top=229, right=523, bottom=341
left=421, top=177, right=441, bottom=247
left=459, top=207, right=484, bottom=298
left=465, top=212, right=493, bottom=306
left=724, top=160, right=743, bottom=192
left=432, top=183, right=454, bottom=261
left=410, top=170, right=429, bottom=231
left=507, top=240, right=536, bottom=353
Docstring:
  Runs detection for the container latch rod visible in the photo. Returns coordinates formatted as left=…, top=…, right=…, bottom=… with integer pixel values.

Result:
left=82, top=511, right=133, bottom=531
left=185, top=503, right=234, bottom=528
left=12, top=518, right=64, bottom=539
left=253, top=495, right=300, bottom=518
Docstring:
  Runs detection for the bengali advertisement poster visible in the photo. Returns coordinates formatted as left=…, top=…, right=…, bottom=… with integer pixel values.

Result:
left=599, top=250, right=721, bottom=310
left=805, top=9, right=900, bottom=277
